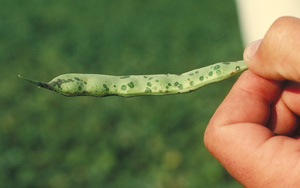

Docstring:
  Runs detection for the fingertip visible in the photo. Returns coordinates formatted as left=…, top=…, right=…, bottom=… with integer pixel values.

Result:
left=244, top=17, right=300, bottom=81
left=243, top=39, right=262, bottom=63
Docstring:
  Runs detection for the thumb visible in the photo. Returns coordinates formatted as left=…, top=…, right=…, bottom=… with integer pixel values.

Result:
left=244, top=16, right=300, bottom=82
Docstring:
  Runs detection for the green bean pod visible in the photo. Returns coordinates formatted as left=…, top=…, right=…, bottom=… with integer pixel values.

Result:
left=19, top=60, right=247, bottom=97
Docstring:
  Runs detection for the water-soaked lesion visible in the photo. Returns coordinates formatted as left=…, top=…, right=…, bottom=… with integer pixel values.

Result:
left=145, top=87, right=152, bottom=93
left=49, top=77, right=89, bottom=95
left=178, top=84, right=183, bottom=90
left=49, top=78, right=74, bottom=88
left=50, top=77, right=88, bottom=89
left=121, top=85, right=127, bottom=91
left=214, top=65, right=220, bottom=70
left=165, top=83, right=172, bottom=89
left=127, top=82, right=135, bottom=88
left=103, top=84, right=110, bottom=92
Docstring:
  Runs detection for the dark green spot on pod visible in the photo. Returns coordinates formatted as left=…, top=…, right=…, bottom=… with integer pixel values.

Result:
left=127, top=82, right=135, bottom=88
left=121, top=85, right=127, bottom=90
left=145, top=88, right=152, bottom=93
left=195, top=71, right=199, bottom=74
left=174, top=82, right=179, bottom=86
left=78, top=86, right=82, bottom=90
left=168, top=83, right=172, bottom=86
left=214, top=65, right=220, bottom=70
left=74, top=77, right=80, bottom=81
left=113, top=85, right=116, bottom=87
left=84, top=81, right=87, bottom=84
left=166, top=86, right=169, bottom=89
left=236, top=66, right=241, bottom=71
left=199, top=76, right=204, bottom=81
left=209, top=71, right=213, bottom=76
left=155, top=80, right=159, bottom=82
left=178, top=84, right=183, bottom=90
left=144, top=76, right=148, bottom=78
left=103, top=84, right=110, bottom=92
left=189, top=73, right=194, bottom=76
left=147, top=82, right=152, bottom=87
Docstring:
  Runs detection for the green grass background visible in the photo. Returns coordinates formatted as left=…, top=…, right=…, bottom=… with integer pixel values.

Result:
left=1, top=0, right=244, bottom=187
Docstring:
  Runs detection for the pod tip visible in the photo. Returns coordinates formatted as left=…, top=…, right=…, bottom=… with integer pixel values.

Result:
left=18, top=75, right=50, bottom=89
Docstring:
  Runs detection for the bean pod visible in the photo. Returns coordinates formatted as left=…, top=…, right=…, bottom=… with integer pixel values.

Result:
left=19, top=60, right=247, bottom=97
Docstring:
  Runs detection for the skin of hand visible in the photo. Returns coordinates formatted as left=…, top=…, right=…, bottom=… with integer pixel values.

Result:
left=204, top=16, right=300, bottom=188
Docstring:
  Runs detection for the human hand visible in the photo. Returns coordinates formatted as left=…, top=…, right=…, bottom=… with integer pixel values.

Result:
left=204, top=16, right=300, bottom=187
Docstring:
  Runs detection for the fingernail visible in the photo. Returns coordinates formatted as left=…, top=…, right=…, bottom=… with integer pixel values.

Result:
left=244, top=40, right=262, bottom=62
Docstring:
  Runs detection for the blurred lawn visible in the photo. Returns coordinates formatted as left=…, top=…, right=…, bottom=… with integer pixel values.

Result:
left=1, top=0, right=244, bottom=187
